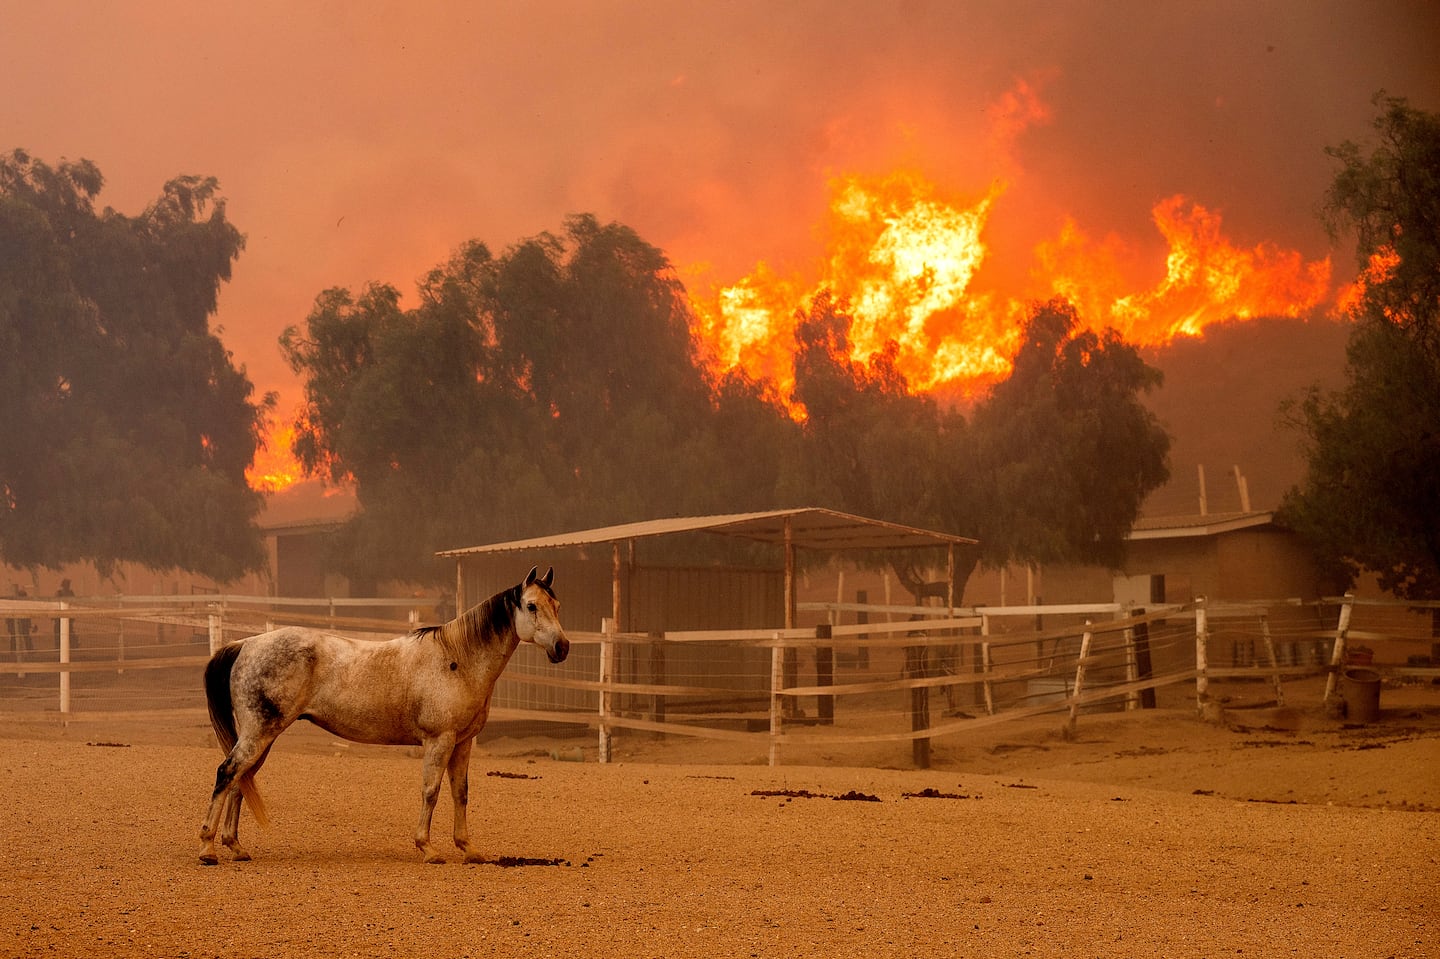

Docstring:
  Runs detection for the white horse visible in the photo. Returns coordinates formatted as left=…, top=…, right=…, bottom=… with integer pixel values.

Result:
left=198, top=566, right=569, bottom=864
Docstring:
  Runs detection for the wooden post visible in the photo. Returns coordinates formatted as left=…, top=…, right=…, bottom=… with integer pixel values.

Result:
left=598, top=618, right=614, bottom=764
left=1067, top=623, right=1094, bottom=732
left=855, top=589, right=870, bottom=669
left=905, top=636, right=931, bottom=768
left=781, top=518, right=798, bottom=718
left=454, top=559, right=466, bottom=615
left=1122, top=621, right=1140, bottom=711
left=58, top=604, right=70, bottom=715
left=1322, top=593, right=1355, bottom=704
left=769, top=636, right=784, bottom=767
left=612, top=542, right=623, bottom=633
left=981, top=614, right=995, bottom=716
left=815, top=623, right=833, bottom=724
left=208, top=612, right=222, bottom=656
left=832, top=573, right=850, bottom=667
left=1132, top=608, right=1156, bottom=709
left=648, top=632, right=665, bottom=726
left=946, top=545, right=956, bottom=608
left=1260, top=614, right=1285, bottom=706
left=1195, top=598, right=1211, bottom=718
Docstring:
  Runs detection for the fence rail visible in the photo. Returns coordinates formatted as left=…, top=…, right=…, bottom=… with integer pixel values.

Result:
left=3, top=592, right=1435, bottom=766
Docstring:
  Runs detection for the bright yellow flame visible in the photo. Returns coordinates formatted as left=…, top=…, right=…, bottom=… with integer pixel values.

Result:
left=247, top=422, right=303, bottom=493
left=691, top=171, right=1018, bottom=404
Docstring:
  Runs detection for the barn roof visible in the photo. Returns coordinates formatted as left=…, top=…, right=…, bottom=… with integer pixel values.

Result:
left=1128, top=510, right=1276, bottom=540
left=437, top=507, right=977, bottom=558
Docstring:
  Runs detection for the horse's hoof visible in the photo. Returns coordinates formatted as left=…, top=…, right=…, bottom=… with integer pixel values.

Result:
left=424, top=854, right=447, bottom=865
left=463, top=851, right=485, bottom=865
left=231, top=848, right=252, bottom=862
left=199, top=851, right=219, bottom=866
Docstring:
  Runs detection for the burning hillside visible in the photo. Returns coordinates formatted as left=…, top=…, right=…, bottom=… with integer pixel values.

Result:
left=689, top=169, right=1338, bottom=410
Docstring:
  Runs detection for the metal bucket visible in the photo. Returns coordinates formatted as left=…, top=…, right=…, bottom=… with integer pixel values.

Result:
left=1345, top=646, right=1374, bottom=667
left=1341, top=667, right=1382, bottom=723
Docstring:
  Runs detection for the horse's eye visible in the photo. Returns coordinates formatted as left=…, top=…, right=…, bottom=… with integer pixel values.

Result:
left=527, top=602, right=537, bottom=613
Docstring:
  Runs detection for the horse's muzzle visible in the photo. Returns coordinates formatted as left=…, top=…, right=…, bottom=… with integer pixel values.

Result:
left=547, top=637, right=570, bottom=664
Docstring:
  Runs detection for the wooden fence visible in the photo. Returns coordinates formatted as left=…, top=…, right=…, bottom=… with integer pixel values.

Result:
left=3, top=592, right=1436, bottom=766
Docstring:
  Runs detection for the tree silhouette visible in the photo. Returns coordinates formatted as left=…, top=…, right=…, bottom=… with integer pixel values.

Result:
left=1282, top=94, right=1440, bottom=600
left=283, top=216, right=789, bottom=585
left=0, top=150, right=267, bottom=580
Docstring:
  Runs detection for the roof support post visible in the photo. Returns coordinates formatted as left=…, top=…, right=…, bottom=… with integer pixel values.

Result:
left=611, top=541, right=623, bottom=633
left=946, top=544, right=956, bottom=610
left=783, top=516, right=795, bottom=630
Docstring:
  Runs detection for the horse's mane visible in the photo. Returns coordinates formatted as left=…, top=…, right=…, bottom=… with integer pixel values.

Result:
left=414, top=584, right=523, bottom=659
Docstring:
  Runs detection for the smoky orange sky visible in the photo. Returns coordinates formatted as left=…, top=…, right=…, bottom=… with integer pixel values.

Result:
left=4, top=0, right=1438, bottom=415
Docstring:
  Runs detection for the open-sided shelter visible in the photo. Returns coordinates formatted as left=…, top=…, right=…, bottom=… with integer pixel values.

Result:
left=437, top=508, right=977, bottom=714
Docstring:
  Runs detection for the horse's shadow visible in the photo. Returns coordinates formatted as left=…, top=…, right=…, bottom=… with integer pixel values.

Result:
left=190, top=844, right=594, bottom=868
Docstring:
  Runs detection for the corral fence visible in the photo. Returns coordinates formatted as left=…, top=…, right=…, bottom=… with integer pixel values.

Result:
left=2, top=593, right=1436, bottom=766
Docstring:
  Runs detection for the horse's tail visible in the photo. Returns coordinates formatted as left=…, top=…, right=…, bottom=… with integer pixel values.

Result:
left=203, top=641, right=270, bottom=828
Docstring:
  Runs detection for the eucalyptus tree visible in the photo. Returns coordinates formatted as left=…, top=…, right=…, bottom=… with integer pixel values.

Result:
left=0, top=150, right=266, bottom=580
left=1282, top=94, right=1440, bottom=600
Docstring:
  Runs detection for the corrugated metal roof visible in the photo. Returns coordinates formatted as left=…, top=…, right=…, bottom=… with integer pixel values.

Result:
left=1128, top=510, right=1275, bottom=540
left=437, top=507, right=977, bottom=557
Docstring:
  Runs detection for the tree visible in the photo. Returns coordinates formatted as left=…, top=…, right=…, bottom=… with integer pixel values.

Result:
left=788, top=294, right=1169, bottom=600
left=1281, top=94, right=1440, bottom=600
left=283, top=216, right=790, bottom=585
left=790, top=292, right=956, bottom=521
left=960, top=298, right=1171, bottom=573
left=0, top=150, right=268, bottom=581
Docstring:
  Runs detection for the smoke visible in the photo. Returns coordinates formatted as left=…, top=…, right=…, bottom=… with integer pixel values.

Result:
left=1, top=0, right=1436, bottom=410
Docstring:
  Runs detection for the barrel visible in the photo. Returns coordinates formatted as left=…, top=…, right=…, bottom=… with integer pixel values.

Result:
left=1340, top=667, right=1382, bottom=723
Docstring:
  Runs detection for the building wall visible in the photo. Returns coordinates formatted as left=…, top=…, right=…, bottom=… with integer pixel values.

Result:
left=458, top=552, right=784, bottom=635
left=459, top=551, right=783, bottom=712
left=1213, top=528, right=1320, bottom=600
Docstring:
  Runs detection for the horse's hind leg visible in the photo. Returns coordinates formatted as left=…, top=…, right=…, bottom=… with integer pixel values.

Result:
left=415, top=733, right=457, bottom=864
left=200, top=735, right=276, bottom=864
left=446, top=738, right=483, bottom=863
left=220, top=742, right=274, bottom=862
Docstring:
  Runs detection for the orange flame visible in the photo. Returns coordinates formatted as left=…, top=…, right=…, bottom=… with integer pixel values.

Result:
left=247, top=421, right=303, bottom=493
left=693, top=172, right=1021, bottom=401
left=691, top=172, right=1334, bottom=411
left=1332, top=246, right=1399, bottom=316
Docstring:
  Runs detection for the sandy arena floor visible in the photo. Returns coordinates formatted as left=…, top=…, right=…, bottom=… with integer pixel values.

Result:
left=1, top=688, right=1437, bottom=958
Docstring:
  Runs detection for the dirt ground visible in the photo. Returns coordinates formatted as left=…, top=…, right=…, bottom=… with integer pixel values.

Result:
left=2, top=685, right=1437, bottom=958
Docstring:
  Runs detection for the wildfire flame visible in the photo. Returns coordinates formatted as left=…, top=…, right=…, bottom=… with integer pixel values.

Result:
left=1332, top=246, right=1400, bottom=316
left=247, top=420, right=303, bottom=493
left=255, top=165, right=1341, bottom=492
left=691, top=171, right=1335, bottom=414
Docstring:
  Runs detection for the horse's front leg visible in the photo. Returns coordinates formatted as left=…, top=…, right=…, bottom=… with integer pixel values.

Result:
left=415, top=733, right=456, bottom=864
left=446, top=738, right=483, bottom=863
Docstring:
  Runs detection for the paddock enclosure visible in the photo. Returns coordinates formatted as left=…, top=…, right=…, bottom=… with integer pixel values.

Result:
left=3, top=584, right=1436, bottom=770
left=2, top=570, right=1437, bottom=956
left=2, top=696, right=1437, bottom=958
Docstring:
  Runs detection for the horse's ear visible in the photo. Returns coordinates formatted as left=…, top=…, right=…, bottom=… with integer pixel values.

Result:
left=539, top=567, right=554, bottom=589
left=524, top=566, right=538, bottom=587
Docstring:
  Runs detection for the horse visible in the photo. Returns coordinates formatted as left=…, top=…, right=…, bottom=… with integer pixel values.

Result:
left=198, top=566, right=569, bottom=865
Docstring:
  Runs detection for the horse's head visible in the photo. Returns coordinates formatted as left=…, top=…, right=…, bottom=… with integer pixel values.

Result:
left=515, top=566, right=569, bottom=664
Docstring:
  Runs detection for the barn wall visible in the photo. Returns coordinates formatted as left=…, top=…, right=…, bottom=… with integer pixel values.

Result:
left=1121, top=537, right=1218, bottom=604
left=1213, top=528, right=1320, bottom=600
left=460, top=551, right=783, bottom=713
